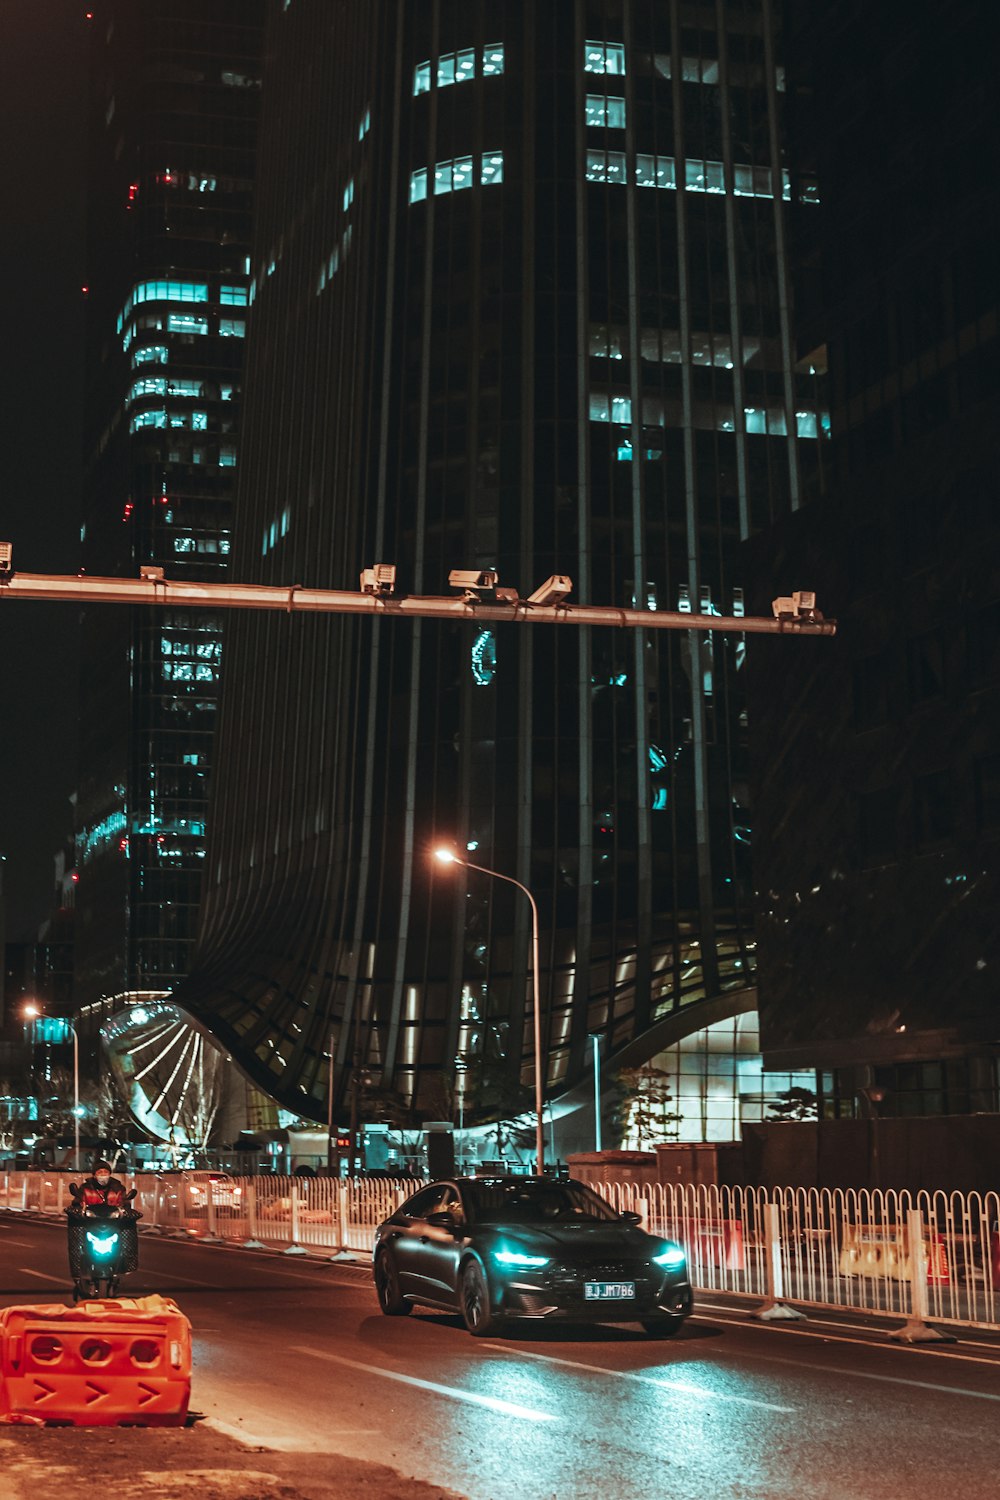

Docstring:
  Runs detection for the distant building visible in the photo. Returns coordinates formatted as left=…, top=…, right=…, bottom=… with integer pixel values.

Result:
left=74, top=1, right=264, bottom=1022
left=177, top=0, right=826, bottom=1145
left=746, top=2, right=1000, bottom=1117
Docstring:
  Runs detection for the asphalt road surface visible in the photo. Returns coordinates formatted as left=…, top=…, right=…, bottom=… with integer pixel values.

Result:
left=3, top=1214, right=1000, bottom=1500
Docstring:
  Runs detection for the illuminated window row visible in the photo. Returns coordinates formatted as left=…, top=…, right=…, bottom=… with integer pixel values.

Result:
left=173, top=535, right=231, bottom=555
left=316, top=225, right=353, bottom=294
left=132, top=345, right=169, bottom=367
left=130, top=408, right=208, bottom=433
left=409, top=152, right=504, bottom=203
left=586, top=148, right=796, bottom=201
left=358, top=104, right=371, bottom=140
left=589, top=392, right=829, bottom=439
left=117, top=279, right=208, bottom=332
left=128, top=377, right=203, bottom=404
left=122, top=313, right=243, bottom=351
left=413, top=44, right=504, bottom=95
left=585, top=93, right=626, bottom=128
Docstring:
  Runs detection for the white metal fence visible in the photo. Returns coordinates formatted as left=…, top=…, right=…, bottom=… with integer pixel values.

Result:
left=3, top=1171, right=999, bottom=1332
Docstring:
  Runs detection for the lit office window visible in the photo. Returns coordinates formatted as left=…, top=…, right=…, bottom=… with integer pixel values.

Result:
left=130, top=377, right=167, bottom=401
left=358, top=105, right=371, bottom=140
left=167, top=313, right=208, bottom=335
left=220, top=285, right=248, bottom=306
left=411, top=153, right=503, bottom=201
left=117, top=279, right=208, bottom=332
left=481, top=44, right=504, bottom=76
left=218, top=317, right=245, bottom=337
left=414, top=43, right=504, bottom=94
left=584, top=41, right=625, bottom=75
left=589, top=393, right=632, bottom=422
left=130, top=408, right=168, bottom=432
left=167, top=378, right=203, bottom=398
left=635, top=154, right=677, bottom=189
left=585, top=94, right=626, bottom=128
left=218, top=446, right=237, bottom=467
left=585, top=149, right=627, bottom=184
left=685, top=159, right=726, bottom=194
left=343, top=177, right=354, bottom=211
left=132, top=346, right=168, bottom=366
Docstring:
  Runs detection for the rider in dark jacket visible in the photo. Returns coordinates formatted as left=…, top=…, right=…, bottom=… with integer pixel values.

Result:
left=74, top=1159, right=127, bottom=1212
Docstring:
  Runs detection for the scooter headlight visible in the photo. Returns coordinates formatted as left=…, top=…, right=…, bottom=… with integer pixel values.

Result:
left=86, top=1231, right=119, bottom=1258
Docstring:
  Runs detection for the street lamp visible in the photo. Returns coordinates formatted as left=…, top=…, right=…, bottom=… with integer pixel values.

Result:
left=23, top=1002, right=80, bottom=1172
left=434, top=847, right=545, bottom=1175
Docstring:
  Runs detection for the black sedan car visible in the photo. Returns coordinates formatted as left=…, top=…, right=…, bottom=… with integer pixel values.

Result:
left=372, top=1175, right=693, bottom=1337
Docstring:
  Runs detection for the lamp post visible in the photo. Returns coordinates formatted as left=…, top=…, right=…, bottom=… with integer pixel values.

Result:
left=23, top=1002, right=80, bottom=1172
left=435, top=848, right=545, bottom=1175
left=589, top=1032, right=603, bottom=1153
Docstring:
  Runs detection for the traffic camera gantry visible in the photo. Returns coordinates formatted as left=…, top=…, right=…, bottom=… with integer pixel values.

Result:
left=0, top=546, right=835, bottom=637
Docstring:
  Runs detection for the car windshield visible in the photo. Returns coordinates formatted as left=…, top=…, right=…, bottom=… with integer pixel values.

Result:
left=463, top=1180, right=620, bottom=1225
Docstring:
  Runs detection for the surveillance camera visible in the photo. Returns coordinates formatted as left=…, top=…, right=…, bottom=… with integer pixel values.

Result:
left=792, top=590, right=817, bottom=614
left=360, top=563, right=397, bottom=596
left=448, top=568, right=499, bottom=591
left=526, top=574, right=573, bottom=607
left=771, top=595, right=796, bottom=620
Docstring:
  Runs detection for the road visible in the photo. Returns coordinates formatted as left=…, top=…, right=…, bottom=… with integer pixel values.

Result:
left=3, top=1214, right=1000, bottom=1499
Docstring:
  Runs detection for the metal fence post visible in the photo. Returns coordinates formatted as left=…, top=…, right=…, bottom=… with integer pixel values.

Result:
left=244, top=1178, right=265, bottom=1249
left=205, top=1181, right=220, bottom=1241
left=889, top=1209, right=953, bottom=1343
left=284, top=1182, right=308, bottom=1254
left=754, top=1199, right=805, bottom=1321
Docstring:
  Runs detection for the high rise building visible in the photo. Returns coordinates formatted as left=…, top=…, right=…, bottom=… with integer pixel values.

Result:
left=74, top=1, right=264, bottom=1019
left=179, top=0, right=825, bottom=1142
left=747, top=1, right=1000, bottom=1116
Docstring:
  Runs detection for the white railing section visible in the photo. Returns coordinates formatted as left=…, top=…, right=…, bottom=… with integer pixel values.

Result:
left=3, top=1171, right=999, bottom=1332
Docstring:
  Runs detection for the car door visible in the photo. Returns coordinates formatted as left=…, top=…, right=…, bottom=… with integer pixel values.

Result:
left=389, top=1185, right=451, bottom=1294
left=409, top=1186, right=466, bottom=1304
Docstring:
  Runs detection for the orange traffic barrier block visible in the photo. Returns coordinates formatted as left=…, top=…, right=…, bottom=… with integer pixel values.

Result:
left=0, top=1294, right=191, bottom=1426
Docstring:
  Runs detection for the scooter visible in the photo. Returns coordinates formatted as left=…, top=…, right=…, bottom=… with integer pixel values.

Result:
left=66, top=1184, right=141, bottom=1302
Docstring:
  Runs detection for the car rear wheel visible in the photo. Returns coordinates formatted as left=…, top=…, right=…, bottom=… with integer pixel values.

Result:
left=460, top=1259, right=497, bottom=1336
left=641, top=1316, right=683, bottom=1338
left=374, top=1251, right=411, bottom=1316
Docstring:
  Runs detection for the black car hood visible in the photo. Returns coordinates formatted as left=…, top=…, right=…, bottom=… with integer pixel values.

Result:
left=481, top=1221, right=658, bottom=1257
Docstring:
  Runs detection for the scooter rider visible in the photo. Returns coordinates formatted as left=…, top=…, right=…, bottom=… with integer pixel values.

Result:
left=73, top=1159, right=127, bottom=1213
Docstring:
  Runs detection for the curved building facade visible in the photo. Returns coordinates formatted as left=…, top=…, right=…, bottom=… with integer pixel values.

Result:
left=177, top=1, right=824, bottom=1130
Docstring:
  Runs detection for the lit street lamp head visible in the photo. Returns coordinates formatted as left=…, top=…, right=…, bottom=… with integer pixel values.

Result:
left=434, top=848, right=459, bottom=865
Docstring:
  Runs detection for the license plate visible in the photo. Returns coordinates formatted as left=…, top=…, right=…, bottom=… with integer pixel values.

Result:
left=584, top=1281, right=635, bottom=1301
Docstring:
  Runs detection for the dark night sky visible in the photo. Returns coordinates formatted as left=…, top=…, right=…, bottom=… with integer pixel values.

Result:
left=0, top=2, right=88, bottom=940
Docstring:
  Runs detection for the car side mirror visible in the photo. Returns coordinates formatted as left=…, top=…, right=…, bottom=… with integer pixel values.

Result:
left=126, top=1188, right=137, bottom=1201
left=426, top=1210, right=462, bottom=1232
left=69, top=1182, right=81, bottom=1198
left=620, top=1210, right=643, bottom=1226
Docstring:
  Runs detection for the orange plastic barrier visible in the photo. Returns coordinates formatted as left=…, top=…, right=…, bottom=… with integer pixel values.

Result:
left=0, top=1295, right=191, bottom=1426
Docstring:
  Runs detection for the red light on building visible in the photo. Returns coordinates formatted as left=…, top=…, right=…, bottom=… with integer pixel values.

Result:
left=81, top=285, right=89, bottom=296
left=71, top=872, right=80, bottom=883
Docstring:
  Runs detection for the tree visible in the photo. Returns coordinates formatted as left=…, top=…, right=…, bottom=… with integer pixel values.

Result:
left=767, top=1087, right=818, bottom=1122
left=612, top=1062, right=682, bottom=1149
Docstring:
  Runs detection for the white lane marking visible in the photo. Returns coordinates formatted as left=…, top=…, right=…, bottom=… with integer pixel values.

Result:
left=478, top=1340, right=794, bottom=1413
left=292, top=1344, right=556, bottom=1423
left=710, top=1344, right=1000, bottom=1405
left=695, top=1310, right=1000, bottom=1371
left=0, top=1240, right=34, bottom=1248
left=18, top=1268, right=66, bottom=1284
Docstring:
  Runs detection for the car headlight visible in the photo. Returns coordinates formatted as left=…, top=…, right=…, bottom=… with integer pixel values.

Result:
left=493, top=1247, right=551, bottom=1270
left=653, top=1245, right=686, bottom=1271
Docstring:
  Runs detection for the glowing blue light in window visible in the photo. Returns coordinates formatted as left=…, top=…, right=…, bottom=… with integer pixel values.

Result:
left=218, top=446, right=237, bottom=467
left=358, top=105, right=371, bottom=139
left=343, top=177, right=354, bottom=211
left=482, top=45, right=505, bottom=76
left=649, top=745, right=668, bottom=772
left=132, top=345, right=168, bottom=367
left=117, top=279, right=208, bottom=333
left=584, top=41, right=625, bottom=75
left=652, top=787, right=669, bottom=811
left=414, top=61, right=431, bottom=95
left=585, top=149, right=627, bottom=184
left=166, top=313, right=208, bottom=335
left=585, top=94, right=626, bottom=128
left=220, top=285, right=248, bottom=306
left=480, top=153, right=503, bottom=185
left=471, top=629, right=496, bottom=685
left=130, top=408, right=167, bottom=433
left=409, top=168, right=428, bottom=203
left=411, top=154, right=503, bottom=203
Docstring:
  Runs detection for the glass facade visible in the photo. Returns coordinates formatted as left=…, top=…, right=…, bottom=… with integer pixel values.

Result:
left=74, top=1, right=263, bottom=1017
left=179, top=1, right=822, bottom=1132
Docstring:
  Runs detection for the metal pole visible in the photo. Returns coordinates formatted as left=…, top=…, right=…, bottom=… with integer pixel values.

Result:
left=326, top=1035, right=334, bottom=1175
left=73, top=1026, right=80, bottom=1172
left=445, top=856, right=545, bottom=1176
left=591, top=1033, right=603, bottom=1152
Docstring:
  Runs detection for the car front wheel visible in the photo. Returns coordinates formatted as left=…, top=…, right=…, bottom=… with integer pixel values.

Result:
left=374, top=1250, right=411, bottom=1316
left=459, top=1259, right=497, bottom=1336
left=641, top=1316, right=683, bottom=1338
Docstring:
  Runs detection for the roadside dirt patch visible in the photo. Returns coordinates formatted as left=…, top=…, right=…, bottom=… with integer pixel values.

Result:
left=0, top=1425, right=467, bottom=1500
